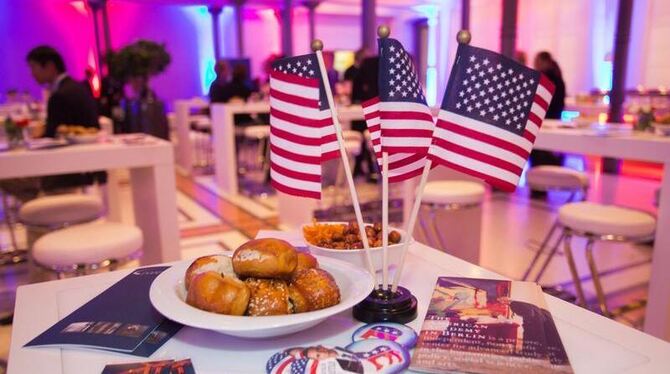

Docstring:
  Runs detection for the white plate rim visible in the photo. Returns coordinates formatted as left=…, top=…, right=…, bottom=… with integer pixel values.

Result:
left=149, top=256, right=375, bottom=332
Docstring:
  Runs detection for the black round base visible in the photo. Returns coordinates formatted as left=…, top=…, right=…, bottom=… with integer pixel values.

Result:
left=353, top=286, right=418, bottom=324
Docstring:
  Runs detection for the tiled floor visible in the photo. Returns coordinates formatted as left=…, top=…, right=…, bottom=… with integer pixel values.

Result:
left=0, top=164, right=661, bottom=365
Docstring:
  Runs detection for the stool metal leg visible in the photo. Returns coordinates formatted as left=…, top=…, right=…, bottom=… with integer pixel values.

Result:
left=522, top=219, right=560, bottom=280
left=563, top=232, right=587, bottom=307
left=429, top=207, right=449, bottom=251
left=533, top=230, right=566, bottom=282
left=584, top=238, right=611, bottom=317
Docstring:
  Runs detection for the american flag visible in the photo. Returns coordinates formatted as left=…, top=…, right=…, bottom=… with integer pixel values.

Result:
left=269, top=53, right=339, bottom=199
left=361, top=38, right=434, bottom=182
left=266, top=352, right=294, bottom=374
left=428, top=44, right=555, bottom=191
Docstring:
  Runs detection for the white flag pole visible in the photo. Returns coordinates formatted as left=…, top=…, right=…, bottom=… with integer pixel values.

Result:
left=312, top=40, right=376, bottom=279
left=390, top=159, right=432, bottom=293
left=381, top=151, right=389, bottom=289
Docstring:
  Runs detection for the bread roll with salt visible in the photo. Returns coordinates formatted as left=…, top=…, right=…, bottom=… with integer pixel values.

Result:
left=232, top=238, right=297, bottom=278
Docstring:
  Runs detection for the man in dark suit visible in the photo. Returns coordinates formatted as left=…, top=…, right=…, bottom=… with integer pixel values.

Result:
left=26, top=46, right=103, bottom=190
left=27, top=46, right=99, bottom=138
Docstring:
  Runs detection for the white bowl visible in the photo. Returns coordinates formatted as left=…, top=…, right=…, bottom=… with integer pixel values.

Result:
left=150, top=256, right=374, bottom=338
left=301, top=222, right=412, bottom=272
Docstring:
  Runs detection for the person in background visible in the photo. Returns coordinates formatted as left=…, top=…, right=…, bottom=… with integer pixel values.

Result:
left=208, top=60, right=230, bottom=103
left=211, top=63, right=252, bottom=103
left=344, top=48, right=369, bottom=82
left=351, top=56, right=380, bottom=180
left=529, top=51, right=566, bottom=197
left=514, top=50, right=527, bottom=66
left=2, top=45, right=102, bottom=197
left=27, top=46, right=99, bottom=138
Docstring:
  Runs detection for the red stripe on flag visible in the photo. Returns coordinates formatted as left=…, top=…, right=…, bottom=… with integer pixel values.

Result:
left=321, top=149, right=340, bottom=161
left=382, top=129, right=434, bottom=138
left=428, top=155, right=516, bottom=192
left=388, top=153, right=426, bottom=170
left=270, top=144, right=322, bottom=164
left=270, top=88, right=319, bottom=107
left=431, top=138, right=524, bottom=175
left=436, top=120, right=529, bottom=159
left=364, top=111, right=381, bottom=121
left=270, top=108, right=332, bottom=128
left=270, top=162, right=321, bottom=182
left=271, top=179, right=321, bottom=199
left=533, top=95, right=549, bottom=111
left=527, top=111, right=542, bottom=126
left=367, top=124, right=381, bottom=133
left=539, top=74, right=556, bottom=95
left=380, top=146, right=432, bottom=153
left=523, top=130, right=535, bottom=143
left=362, top=97, right=381, bottom=108
left=380, top=111, right=434, bottom=122
left=388, top=166, right=425, bottom=183
left=271, top=126, right=322, bottom=146
left=270, top=70, right=319, bottom=88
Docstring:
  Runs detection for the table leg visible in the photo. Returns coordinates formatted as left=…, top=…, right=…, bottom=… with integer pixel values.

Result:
left=175, top=100, right=193, bottom=176
left=212, top=104, right=238, bottom=195
left=644, top=163, right=670, bottom=341
left=105, top=169, right=122, bottom=223
left=130, top=164, right=180, bottom=264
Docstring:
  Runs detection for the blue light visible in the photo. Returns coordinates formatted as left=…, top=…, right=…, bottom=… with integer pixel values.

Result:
left=561, top=110, right=580, bottom=122
left=564, top=154, right=585, bottom=172
left=183, top=6, right=222, bottom=95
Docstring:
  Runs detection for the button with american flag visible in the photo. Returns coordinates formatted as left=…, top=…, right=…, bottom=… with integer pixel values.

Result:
left=352, top=322, right=418, bottom=349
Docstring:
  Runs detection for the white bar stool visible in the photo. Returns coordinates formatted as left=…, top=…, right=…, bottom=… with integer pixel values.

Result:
left=522, top=166, right=589, bottom=281
left=557, top=202, right=656, bottom=317
left=242, top=125, right=271, bottom=174
left=19, top=194, right=104, bottom=248
left=32, top=222, right=143, bottom=278
left=419, top=180, right=485, bottom=256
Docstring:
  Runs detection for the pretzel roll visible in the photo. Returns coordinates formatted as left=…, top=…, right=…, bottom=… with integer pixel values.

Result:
left=289, top=268, right=340, bottom=312
left=186, top=271, right=250, bottom=316
left=245, top=278, right=291, bottom=316
left=184, top=254, right=235, bottom=291
left=295, top=252, right=319, bottom=272
left=232, top=238, right=297, bottom=278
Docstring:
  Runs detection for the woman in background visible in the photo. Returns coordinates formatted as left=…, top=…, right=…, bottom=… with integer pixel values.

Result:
left=529, top=51, right=566, bottom=197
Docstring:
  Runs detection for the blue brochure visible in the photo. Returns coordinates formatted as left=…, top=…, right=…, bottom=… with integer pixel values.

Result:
left=25, top=266, right=182, bottom=356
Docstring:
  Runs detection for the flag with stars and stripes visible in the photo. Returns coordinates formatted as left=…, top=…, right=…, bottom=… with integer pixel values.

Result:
left=361, top=37, right=434, bottom=182
left=428, top=44, right=555, bottom=191
left=269, top=53, right=339, bottom=199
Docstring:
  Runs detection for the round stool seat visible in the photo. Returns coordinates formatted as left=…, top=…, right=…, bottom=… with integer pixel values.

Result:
left=33, top=222, right=143, bottom=268
left=19, top=194, right=103, bottom=226
left=243, top=125, right=270, bottom=140
left=558, top=202, right=656, bottom=238
left=527, top=166, right=589, bottom=191
left=422, top=180, right=485, bottom=206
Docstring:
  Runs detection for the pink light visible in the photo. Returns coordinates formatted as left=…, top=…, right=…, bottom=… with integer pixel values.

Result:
left=70, top=1, right=88, bottom=15
left=87, top=49, right=101, bottom=98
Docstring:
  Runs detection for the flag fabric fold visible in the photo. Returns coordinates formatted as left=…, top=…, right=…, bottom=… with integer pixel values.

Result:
left=428, top=43, right=555, bottom=191
left=269, top=53, right=339, bottom=199
left=361, top=37, right=434, bottom=183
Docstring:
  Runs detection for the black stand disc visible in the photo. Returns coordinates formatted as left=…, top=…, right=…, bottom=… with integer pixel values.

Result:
left=353, top=285, right=418, bottom=324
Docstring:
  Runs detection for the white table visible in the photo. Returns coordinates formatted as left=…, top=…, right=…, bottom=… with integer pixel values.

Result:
left=174, top=98, right=209, bottom=175
left=0, top=136, right=180, bottom=265
left=535, top=120, right=670, bottom=341
left=210, top=102, right=369, bottom=197
left=9, top=242, right=670, bottom=373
